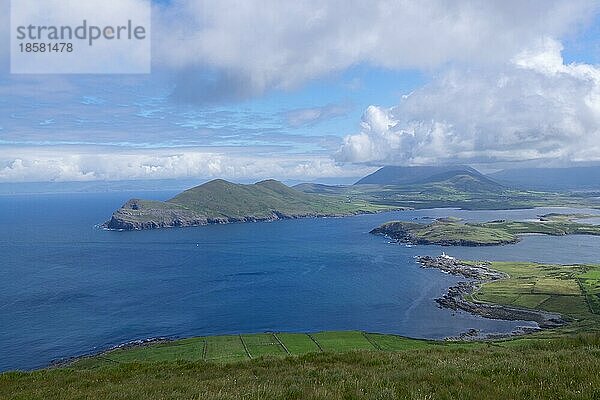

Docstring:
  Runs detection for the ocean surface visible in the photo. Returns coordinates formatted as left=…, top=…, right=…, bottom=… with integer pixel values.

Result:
left=1, top=192, right=599, bottom=372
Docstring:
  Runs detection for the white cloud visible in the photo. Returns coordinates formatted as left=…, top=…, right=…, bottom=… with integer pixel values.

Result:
left=0, top=146, right=372, bottom=182
left=284, top=104, right=350, bottom=128
left=153, top=0, right=597, bottom=102
left=336, top=38, right=600, bottom=165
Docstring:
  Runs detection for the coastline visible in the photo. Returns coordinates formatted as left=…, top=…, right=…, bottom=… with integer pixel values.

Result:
left=48, top=337, right=174, bottom=370
left=417, top=255, right=567, bottom=333
left=102, top=205, right=407, bottom=231
left=40, top=255, right=565, bottom=372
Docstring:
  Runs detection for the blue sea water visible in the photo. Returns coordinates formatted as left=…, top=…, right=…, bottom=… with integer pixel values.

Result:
left=0, top=192, right=599, bottom=372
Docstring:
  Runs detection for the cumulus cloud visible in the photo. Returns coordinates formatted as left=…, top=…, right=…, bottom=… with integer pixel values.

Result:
left=336, top=38, right=600, bottom=165
left=0, top=146, right=372, bottom=182
left=154, top=0, right=597, bottom=102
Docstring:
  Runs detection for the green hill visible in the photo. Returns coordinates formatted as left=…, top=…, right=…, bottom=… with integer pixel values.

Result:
left=103, top=179, right=393, bottom=230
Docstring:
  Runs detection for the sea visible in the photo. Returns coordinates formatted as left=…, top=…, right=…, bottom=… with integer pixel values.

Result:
left=1, top=191, right=599, bottom=371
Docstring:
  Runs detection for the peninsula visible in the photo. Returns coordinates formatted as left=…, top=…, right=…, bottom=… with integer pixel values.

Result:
left=103, top=179, right=396, bottom=230
left=417, top=255, right=565, bottom=330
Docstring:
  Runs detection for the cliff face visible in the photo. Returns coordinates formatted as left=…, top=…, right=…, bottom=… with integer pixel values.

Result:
left=103, top=201, right=309, bottom=230
left=103, top=199, right=210, bottom=230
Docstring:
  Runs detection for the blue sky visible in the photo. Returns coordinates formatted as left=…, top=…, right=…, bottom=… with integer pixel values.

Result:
left=1, top=0, right=599, bottom=183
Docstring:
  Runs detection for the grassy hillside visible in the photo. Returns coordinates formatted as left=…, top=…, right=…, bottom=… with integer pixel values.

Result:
left=169, top=179, right=373, bottom=219
left=371, top=214, right=600, bottom=246
left=3, top=334, right=600, bottom=400
left=104, top=179, right=395, bottom=230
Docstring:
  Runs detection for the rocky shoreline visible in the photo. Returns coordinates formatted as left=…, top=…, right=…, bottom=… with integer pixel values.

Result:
left=49, top=337, right=173, bottom=369
left=417, top=255, right=566, bottom=333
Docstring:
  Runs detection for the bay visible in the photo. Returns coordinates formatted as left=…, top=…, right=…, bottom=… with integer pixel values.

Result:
left=0, top=192, right=599, bottom=371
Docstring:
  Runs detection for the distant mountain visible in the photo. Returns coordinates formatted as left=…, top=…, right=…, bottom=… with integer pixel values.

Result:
left=104, top=179, right=392, bottom=230
left=488, top=167, right=600, bottom=190
left=354, top=166, right=504, bottom=193
left=356, top=165, right=481, bottom=185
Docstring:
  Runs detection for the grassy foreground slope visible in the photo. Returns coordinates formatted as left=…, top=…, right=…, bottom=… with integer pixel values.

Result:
left=371, top=214, right=600, bottom=246
left=2, top=335, right=600, bottom=400
left=104, top=179, right=395, bottom=230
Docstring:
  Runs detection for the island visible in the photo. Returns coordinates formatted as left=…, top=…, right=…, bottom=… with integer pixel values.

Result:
left=103, top=179, right=397, bottom=230
left=370, top=214, right=600, bottom=246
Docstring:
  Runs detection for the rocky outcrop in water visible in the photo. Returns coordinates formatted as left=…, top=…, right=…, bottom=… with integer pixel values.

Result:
left=418, top=255, right=507, bottom=280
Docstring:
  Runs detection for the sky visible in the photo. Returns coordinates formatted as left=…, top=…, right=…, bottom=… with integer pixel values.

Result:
left=1, top=0, right=600, bottom=184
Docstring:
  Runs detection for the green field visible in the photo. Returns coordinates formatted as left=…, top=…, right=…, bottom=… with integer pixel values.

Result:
left=578, top=269, right=600, bottom=314
left=471, top=262, right=600, bottom=324
left=65, top=332, right=447, bottom=369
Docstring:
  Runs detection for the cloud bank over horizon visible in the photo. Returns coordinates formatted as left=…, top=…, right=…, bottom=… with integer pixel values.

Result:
left=0, top=146, right=375, bottom=183
left=337, top=38, right=600, bottom=166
